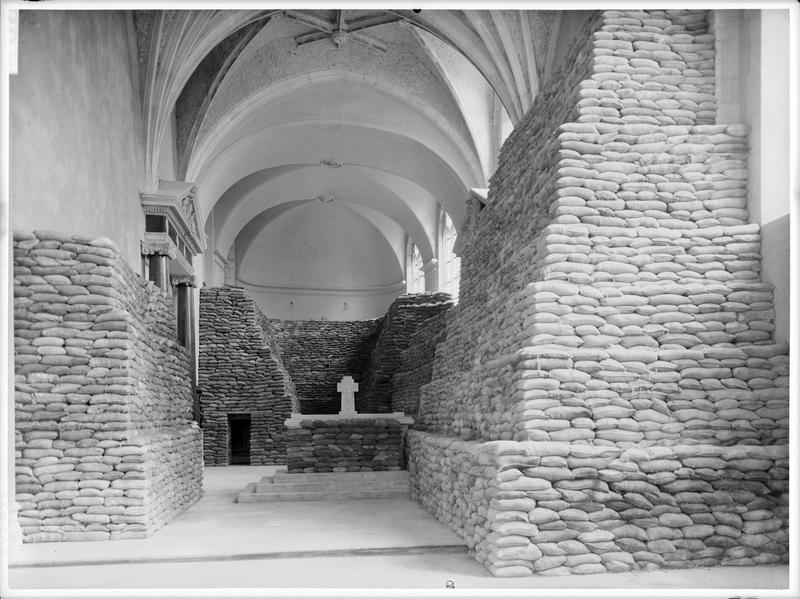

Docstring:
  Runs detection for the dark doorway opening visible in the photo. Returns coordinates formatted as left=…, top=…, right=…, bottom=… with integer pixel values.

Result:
left=228, top=414, right=251, bottom=465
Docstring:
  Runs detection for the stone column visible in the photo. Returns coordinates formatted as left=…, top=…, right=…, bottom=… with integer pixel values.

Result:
left=155, top=254, right=171, bottom=292
left=171, top=275, right=196, bottom=347
left=422, top=258, right=439, bottom=292
left=171, top=276, right=197, bottom=406
left=141, top=242, right=175, bottom=293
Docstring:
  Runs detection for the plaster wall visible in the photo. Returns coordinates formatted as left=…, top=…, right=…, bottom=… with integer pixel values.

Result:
left=759, top=215, right=790, bottom=345
left=157, top=108, right=179, bottom=182
left=10, top=11, right=146, bottom=269
left=200, top=213, right=224, bottom=288
left=236, top=201, right=404, bottom=320
left=744, top=11, right=790, bottom=344
left=740, top=9, right=790, bottom=219
left=714, top=10, right=791, bottom=344
left=416, top=30, right=497, bottom=181
left=211, top=257, right=225, bottom=288
left=241, top=287, right=402, bottom=323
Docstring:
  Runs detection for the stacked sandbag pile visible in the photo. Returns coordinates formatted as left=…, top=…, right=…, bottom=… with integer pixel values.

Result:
left=13, top=230, right=202, bottom=542
left=198, top=286, right=297, bottom=465
left=416, top=13, right=603, bottom=438
left=408, top=433, right=788, bottom=577
left=408, top=8, right=789, bottom=577
left=359, top=293, right=454, bottom=413
left=418, top=11, right=789, bottom=444
left=286, top=418, right=404, bottom=473
left=391, top=310, right=450, bottom=417
left=406, top=431, right=487, bottom=545
left=502, top=7, right=788, bottom=448
left=272, top=319, right=380, bottom=414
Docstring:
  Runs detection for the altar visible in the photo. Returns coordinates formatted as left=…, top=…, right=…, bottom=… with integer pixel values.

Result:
left=283, top=376, right=414, bottom=473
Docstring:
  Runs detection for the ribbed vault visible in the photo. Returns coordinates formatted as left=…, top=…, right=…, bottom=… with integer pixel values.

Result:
left=132, top=8, right=590, bottom=317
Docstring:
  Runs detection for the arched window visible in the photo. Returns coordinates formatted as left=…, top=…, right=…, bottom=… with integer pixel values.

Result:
left=439, top=211, right=460, bottom=300
left=406, top=237, right=425, bottom=294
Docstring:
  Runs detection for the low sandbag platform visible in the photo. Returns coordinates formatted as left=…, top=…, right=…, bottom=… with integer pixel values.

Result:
left=284, top=412, right=414, bottom=473
left=237, top=470, right=410, bottom=502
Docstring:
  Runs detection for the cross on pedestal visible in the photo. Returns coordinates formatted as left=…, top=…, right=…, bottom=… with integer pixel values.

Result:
left=337, top=375, right=359, bottom=416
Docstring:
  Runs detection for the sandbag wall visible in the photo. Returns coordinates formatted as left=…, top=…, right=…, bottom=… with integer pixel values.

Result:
left=13, top=230, right=202, bottom=542
left=286, top=418, right=404, bottom=473
left=391, top=310, right=451, bottom=416
left=409, top=9, right=789, bottom=577
left=272, top=319, right=380, bottom=413
left=408, top=433, right=788, bottom=577
left=198, top=286, right=298, bottom=465
left=359, top=293, right=454, bottom=413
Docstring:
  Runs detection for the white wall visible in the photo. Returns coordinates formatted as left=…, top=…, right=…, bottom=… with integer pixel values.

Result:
left=240, top=284, right=403, bottom=322
left=235, top=201, right=404, bottom=320
left=10, top=11, right=146, bottom=269
left=157, top=107, right=179, bottom=182
left=750, top=11, right=791, bottom=346
left=714, top=9, right=791, bottom=344
left=417, top=29, right=496, bottom=182
left=721, top=10, right=791, bottom=344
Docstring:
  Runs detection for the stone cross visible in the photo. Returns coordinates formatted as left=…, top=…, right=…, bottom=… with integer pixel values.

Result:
left=337, top=375, right=358, bottom=415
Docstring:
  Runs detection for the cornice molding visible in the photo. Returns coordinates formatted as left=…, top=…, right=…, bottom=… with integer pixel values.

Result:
left=140, top=180, right=206, bottom=255
left=170, top=275, right=197, bottom=287
left=140, top=240, right=177, bottom=259
left=237, top=278, right=406, bottom=298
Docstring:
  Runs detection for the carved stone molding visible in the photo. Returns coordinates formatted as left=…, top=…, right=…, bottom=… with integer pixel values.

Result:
left=132, top=11, right=155, bottom=65
left=140, top=180, right=207, bottom=255
left=171, top=275, right=198, bottom=287
left=140, top=240, right=178, bottom=259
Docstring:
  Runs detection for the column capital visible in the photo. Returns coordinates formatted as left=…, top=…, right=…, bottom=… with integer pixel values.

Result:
left=140, top=240, right=177, bottom=259
left=170, top=275, right=197, bottom=287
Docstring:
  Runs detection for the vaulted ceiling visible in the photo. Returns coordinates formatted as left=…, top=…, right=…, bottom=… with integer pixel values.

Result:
left=132, top=8, right=589, bottom=309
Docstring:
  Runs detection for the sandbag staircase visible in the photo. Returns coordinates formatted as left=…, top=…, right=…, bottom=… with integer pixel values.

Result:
left=237, top=470, right=410, bottom=502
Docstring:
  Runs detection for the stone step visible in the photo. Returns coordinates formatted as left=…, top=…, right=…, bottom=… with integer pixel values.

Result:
left=272, top=470, right=408, bottom=484
left=256, top=480, right=410, bottom=494
left=237, top=471, right=411, bottom=503
left=237, top=488, right=411, bottom=503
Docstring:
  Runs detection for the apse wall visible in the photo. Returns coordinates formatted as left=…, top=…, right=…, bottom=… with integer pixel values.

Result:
left=10, top=11, right=146, bottom=269
left=235, top=201, right=405, bottom=320
left=407, top=9, right=789, bottom=578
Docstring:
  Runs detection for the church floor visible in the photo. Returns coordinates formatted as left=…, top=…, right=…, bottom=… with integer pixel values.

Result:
left=6, top=466, right=792, bottom=597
